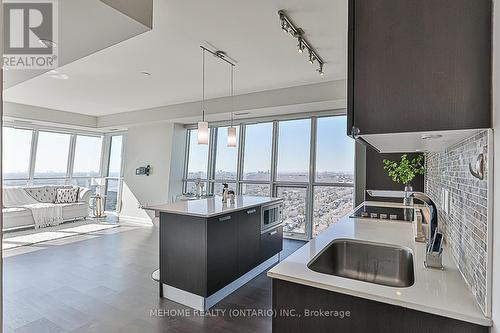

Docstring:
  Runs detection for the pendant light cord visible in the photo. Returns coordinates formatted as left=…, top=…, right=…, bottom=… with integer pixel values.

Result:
left=230, top=64, right=234, bottom=127
left=202, top=48, right=206, bottom=122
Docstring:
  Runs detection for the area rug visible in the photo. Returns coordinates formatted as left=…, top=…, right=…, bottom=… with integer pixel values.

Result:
left=2, top=223, right=119, bottom=250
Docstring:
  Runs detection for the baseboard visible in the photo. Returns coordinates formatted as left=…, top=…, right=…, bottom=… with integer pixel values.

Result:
left=118, top=215, right=153, bottom=225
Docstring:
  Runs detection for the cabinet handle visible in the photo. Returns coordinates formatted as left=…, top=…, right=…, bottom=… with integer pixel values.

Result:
left=269, top=230, right=277, bottom=236
left=218, top=216, right=231, bottom=222
left=246, top=209, right=257, bottom=215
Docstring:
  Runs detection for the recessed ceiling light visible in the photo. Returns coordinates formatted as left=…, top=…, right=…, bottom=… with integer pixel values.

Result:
left=47, top=70, right=69, bottom=80
left=421, top=134, right=443, bottom=140
left=39, top=39, right=57, bottom=48
left=140, top=71, right=151, bottom=76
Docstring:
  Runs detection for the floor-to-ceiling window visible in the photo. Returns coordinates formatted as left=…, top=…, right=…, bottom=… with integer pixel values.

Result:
left=182, top=114, right=355, bottom=240
left=312, top=116, right=355, bottom=236
left=240, top=122, right=273, bottom=196
left=33, top=131, right=71, bottom=185
left=71, top=135, right=103, bottom=192
left=1, top=125, right=126, bottom=214
left=104, top=135, right=123, bottom=212
left=2, top=127, right=33, bottom=186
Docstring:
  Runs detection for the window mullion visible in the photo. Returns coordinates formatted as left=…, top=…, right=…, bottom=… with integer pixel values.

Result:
left=207, top=128, right=217, bottom=193
left=28, top=130, right=39, bottom=185
left=236, top=124, right=245, bottom=195
left=307, top=117, right=318, bottom=240
left=270, top=120, right=279, bottom=197
left=182, top=129, right=191, bottom=193
left=67, top=134, right=77, bottom=184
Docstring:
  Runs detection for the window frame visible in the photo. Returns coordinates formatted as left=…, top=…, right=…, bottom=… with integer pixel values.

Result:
left=182, top=113, right=356, bottom=240
left=2, top=127, right=35, bottom=183
left=102, top=134, right=125, bottom=213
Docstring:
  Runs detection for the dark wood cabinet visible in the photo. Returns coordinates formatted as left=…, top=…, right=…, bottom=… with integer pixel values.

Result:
left=260, top=226, right=283, bottom=262
left=273, top=279, right=488, bottom=333
left=348, top=0, right=491, bottom=136
left=207, top=213, right=238, bottom=295
left=237, top=207, right=261, bottom=276
left=160, top=213, right=207, bottom=296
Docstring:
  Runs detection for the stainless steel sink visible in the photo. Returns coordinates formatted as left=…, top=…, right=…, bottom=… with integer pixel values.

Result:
left=308, top=239, right=415, bottom=288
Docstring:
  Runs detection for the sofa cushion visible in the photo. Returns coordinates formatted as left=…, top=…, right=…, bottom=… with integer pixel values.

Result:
left=55, top=188, right=79, bottom=204
left=61, top=202, right=89, bottom=220
left=3, top=207, right=31, bottom=216
left=24, top=187, right=57, bottom=203
left=2, top=207, right=34, bottom=230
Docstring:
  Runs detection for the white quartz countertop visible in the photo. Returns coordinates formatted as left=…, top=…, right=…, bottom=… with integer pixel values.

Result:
left=144, top=195, right=283, bottom=218
left=267, top=201, right=492, bottom=327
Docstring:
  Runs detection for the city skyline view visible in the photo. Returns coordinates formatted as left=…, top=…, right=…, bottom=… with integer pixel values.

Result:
left=184, top=115, right=355, bottom=238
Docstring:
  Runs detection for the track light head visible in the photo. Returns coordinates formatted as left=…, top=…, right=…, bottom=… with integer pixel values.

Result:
left=309, top=51, right=315, bottom=64
left=298, top=37, right=304, bottom=53
left=317, top=63, right=324, bottom=76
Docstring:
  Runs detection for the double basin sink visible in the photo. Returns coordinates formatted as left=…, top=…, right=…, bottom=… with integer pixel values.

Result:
left=308, top=239, right=415, bottom=288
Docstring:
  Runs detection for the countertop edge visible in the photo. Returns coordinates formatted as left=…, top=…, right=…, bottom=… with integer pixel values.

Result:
left=267, top=271, right=492, bottom=327
left=144, top=197, right=283, bottom=218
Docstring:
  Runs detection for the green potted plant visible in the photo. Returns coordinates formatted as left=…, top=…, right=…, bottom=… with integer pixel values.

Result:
left=383, top=154, right=425, bottom=196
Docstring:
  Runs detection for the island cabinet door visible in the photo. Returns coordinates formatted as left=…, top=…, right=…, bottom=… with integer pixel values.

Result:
left=236, top=207, right=261, bottom=276
left=260, top=225, right=283, bottom=262
left=206, top=213, right=238, bottom=296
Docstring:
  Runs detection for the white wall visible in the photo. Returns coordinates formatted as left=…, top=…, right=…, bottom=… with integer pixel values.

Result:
left=119, top=122, right=186, bottom=223
left=492, top=0, right=500, bottom=331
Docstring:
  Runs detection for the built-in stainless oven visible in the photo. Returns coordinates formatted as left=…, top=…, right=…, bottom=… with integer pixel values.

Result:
left=261, top=203, right=283, bottom=233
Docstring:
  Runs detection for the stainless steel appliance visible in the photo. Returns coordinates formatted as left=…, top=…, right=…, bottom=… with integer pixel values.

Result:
left=262, top=203, right=283, bottom=233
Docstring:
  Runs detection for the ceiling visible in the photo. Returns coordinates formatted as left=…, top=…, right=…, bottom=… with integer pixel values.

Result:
left=3, top=0, right=151, bottom=88
left=3, top=0, right=347, bottom=116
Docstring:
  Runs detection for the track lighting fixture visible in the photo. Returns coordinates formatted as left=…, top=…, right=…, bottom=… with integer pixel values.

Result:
left=278, top=9, right=325, bottom=76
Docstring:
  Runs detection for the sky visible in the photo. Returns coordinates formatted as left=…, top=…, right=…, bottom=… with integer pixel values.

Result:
left=188, top=116, right=355, bottom=175
left=2, top=128, right=109, bottom=178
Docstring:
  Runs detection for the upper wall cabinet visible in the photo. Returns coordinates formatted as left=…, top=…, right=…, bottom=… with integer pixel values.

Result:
left=347, top=0, right=492, bottom=151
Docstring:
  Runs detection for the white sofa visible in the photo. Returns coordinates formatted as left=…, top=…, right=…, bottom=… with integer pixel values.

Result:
left=2, top=185, right=92, bottom=231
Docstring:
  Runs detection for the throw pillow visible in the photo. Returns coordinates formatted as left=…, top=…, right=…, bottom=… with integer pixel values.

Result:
left=55, top=188, right=79, bottom=204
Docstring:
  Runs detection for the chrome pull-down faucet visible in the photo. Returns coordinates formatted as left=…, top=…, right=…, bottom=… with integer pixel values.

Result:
left=366, top=190, right=444, bottom=269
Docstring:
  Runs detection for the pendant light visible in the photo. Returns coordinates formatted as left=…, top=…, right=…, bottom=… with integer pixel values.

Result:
left=227, top=64, right=237, bottom=147
left=198, top=48, right=209, bottom=145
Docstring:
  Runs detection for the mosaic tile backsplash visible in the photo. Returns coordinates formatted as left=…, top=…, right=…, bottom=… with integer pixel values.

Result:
left=425, top=130, right=489, bottom=313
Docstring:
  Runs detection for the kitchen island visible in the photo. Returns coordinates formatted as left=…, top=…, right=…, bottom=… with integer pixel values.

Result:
left=145, top=196, right=283, bottom=311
